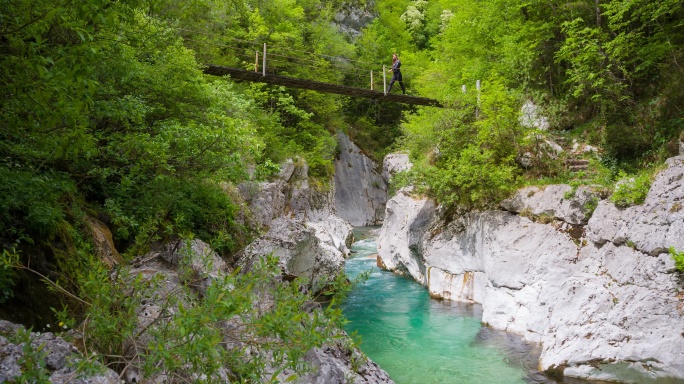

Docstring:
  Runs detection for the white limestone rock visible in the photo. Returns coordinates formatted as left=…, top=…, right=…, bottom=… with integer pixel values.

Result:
left=379, top=155, right=684, bottom=382
left=381, top=152, right=412, bottom=183
left=279, top=158, right=296, bottom=181
left=334, top=132, right=387, bottom=226
left=587, top=155, right=684, bottom=255
left=333, top=1, right=377, bottom=38
left=158, top=239, right=227, bottom=295
left=423, top=211, right=577, bottom=344
left=501, top=184, right=598, bottom=225
left=520, top=100, right=549, bottom=131
left=295, top=341, right=393, bottom=384
left=539, top=241, right=684, bottom=381
left=238, top=217, right=347, bottom=290
left=377, top=189, right=436, bottom=284
left=543, top=139, right=564, bottom=158
left=0, top=320, right=120, bottom=384
left=238, top=157, right=353, bottom=286
left=238, top=180, right=288, bottom=228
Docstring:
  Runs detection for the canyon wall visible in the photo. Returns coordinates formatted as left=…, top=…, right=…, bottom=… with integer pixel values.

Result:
left=378, top=155, right=684, bottom=382
left=334, top=133, right=387, bottom=227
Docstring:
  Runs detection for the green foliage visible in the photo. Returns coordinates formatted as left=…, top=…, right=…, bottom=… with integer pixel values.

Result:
left=583, top=196, right=599, bottom=217
left=0, top=168, right=75, bottom=239
left=11, top=328, right=51, bottom=384
left=394, top=78, right=524, bottom=208
left=610, top=171, right=651, bottom=208
left=0, top=248, right=19, bottom=304
left=430, top=146, right=517, bottom=207
left=670, top=247, right=684, bottom=273
left=63, top=247, right=354, bottom=381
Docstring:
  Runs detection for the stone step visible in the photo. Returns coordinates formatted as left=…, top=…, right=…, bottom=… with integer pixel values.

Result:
left=566, top=159, right=590, bottom=166
left=569, top=165, right=588, bottom=172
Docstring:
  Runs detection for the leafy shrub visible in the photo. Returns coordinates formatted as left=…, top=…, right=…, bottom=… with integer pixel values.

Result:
left=0, top=168, right=75, bottom=239
left=55, top=249, right=354, bottom=381
left=395, top=79, right=523, bottom=208
left=0, top=248, right=19, bottom=304
left=428, top=146, right=518, bottom=208
left=670, top=247, right=684, bottom=273
left=610, top=171, right=651, bottom=208
left=583, top=196, right=599, bottom=216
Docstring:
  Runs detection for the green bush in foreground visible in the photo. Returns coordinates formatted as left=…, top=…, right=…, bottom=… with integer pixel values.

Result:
left=610, top=171, right=651, bottom=208
left=37, top=247, right=355, bottom=382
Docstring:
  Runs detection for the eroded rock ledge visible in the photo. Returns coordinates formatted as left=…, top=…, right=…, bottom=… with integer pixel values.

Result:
left=378, top=155, right=684, bottom=382
left=237, top=158, right=354, bottom=290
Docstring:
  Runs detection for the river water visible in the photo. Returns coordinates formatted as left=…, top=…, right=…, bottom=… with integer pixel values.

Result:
left=341, top=227, right=556, bottom=384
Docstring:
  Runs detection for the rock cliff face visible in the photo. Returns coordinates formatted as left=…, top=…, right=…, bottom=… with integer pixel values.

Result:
left=238, top=158, right=353, bottom=289
left=333, top=0, right=377, bottom=38
left=334, top=133, right=388, bottom=226
left=378, top=154, right=684, bottom=383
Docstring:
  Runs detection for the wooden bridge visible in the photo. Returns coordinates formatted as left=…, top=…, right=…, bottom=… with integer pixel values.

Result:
left=203, top=65, right=443, bottom=107
left=195, top=39, right=444, bottom=107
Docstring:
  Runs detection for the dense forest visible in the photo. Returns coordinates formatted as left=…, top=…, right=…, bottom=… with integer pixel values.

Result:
left=1, top=0, right=683, bottom=380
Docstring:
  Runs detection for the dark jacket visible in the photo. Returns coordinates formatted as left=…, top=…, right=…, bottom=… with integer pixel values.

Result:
left=392, top=59, right=401, bottom=72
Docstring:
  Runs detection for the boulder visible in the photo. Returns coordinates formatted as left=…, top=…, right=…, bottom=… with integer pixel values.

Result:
left=501, top=185, right=599, bottom=225
left=237, top=217, right=349, bottom=290
left=519, top=100, right=549, bottom=131
left=295, top=340, right=393, bottom=384
left=381, top=152, right=412, bottom=183
left=238, top=180, right=289, bottom=229
left=334, top=133, right=387, bottom=226
left=237, top=157, right=353, bottom=287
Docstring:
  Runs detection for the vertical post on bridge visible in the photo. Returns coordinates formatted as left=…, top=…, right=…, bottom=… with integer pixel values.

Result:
left=383, top=65, right=387, bottom=95
left=262, top=43, right=267, bottom=77
left=370, top=70, right=373, bottom=90
left=255, top=52, right=259, bottom=72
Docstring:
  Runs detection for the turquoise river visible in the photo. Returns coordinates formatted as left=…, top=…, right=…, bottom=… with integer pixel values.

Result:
left=341, top=227, right=564, bottom=384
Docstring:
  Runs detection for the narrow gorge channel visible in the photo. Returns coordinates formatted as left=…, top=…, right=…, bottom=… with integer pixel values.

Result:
left=341, top=227, right=559, bottom=384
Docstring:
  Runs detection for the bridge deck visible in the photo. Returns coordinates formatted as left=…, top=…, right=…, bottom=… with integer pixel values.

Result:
left=203, top=64, right=442, bottom=107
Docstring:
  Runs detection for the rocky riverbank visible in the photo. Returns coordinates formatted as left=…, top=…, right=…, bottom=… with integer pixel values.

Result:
left=378, top=155, right=684, bottom=382
left=0, top=153, right=393, bottom=384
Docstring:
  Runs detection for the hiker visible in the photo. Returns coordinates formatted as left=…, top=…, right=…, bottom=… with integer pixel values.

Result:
left=387, top=53, right=405, bottom=94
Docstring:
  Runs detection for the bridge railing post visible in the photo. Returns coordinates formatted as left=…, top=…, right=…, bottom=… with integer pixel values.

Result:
left=262, top=43, right=267, bottom=77
left=370, top=70, right=373, bottom=90
left=383, top=65, right=387, bottom=95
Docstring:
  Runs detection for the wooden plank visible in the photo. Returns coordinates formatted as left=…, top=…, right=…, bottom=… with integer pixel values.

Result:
left=203, top=64, right=443, bottom=107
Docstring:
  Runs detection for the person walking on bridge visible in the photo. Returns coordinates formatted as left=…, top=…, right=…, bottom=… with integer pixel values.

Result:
left=386, top=53, right=405, bottom=94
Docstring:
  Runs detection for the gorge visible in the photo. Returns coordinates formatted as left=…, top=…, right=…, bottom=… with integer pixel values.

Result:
left=370, top=149, right=684, bottom=383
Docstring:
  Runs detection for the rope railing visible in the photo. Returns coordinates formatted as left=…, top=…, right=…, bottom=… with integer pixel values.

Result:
left=179, top=30, right=485, bottom=108
left=179, top=29, right=386, bottom=91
